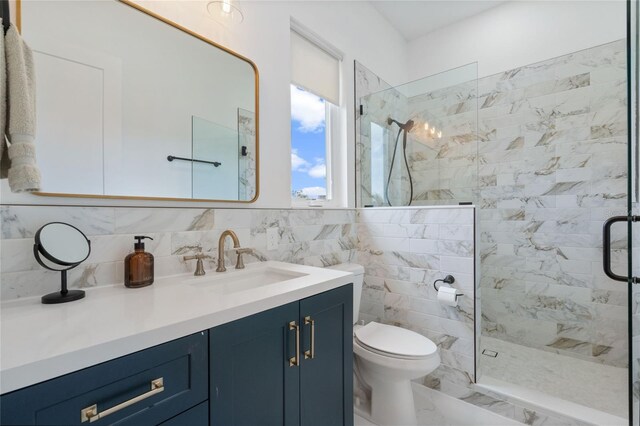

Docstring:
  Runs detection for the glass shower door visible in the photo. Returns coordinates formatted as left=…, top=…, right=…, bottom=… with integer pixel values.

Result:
left=357, top=63, right=478, bottom=207
left=629, top=1, right=640, bottom=423
left=631, top=193, right=639, bottom=426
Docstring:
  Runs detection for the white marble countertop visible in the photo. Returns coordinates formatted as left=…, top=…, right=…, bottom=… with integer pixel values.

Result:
left=0, top=261, right=353, bottom=394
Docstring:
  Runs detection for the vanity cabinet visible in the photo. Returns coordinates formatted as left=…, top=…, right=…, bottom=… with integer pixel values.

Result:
left=0, top=332, right=209, bottom=425
left=0, top=284, right=353, bottom=426
left=210, top=284, right=353, bottom=426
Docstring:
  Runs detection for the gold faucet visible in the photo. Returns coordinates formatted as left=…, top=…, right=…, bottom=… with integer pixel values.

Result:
left=216, top=230, right=253, bottom=272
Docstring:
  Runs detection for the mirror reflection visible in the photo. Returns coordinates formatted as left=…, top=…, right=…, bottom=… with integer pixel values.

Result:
left=22, top=0, right=258, bottom=202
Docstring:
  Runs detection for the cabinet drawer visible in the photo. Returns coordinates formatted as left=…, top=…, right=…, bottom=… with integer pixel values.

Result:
left=159, top=401, right=208, bottom=426
left=1, top=332, right=208, bottom=425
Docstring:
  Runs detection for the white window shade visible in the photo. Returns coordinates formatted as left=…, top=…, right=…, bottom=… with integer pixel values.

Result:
left=291, top=30, right=340, bottom=105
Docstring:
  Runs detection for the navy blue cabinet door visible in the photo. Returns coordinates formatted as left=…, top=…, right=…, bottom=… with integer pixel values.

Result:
left=209, top=301, right=300, bottom=426
left=299, top=285, right=354, bottom=426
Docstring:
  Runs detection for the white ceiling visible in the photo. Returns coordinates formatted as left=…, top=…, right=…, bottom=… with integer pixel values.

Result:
left=370, top=1, right=510, bottom=41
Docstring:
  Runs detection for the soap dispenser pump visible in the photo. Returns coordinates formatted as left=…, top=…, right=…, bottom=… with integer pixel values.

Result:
left=124, top=236, right=154, bottom=288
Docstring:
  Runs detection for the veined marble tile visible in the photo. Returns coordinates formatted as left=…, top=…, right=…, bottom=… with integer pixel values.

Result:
left=69, top=262, right=119, bottom=289
left=1, top=269, right=62, bottom=300
left=1, top=238, right=41, bottom=273
left=89, top=232, right=171, bottom=263
left=114, top=208, right=214, bottom=234
left=1, top=206, right=115, bottom=239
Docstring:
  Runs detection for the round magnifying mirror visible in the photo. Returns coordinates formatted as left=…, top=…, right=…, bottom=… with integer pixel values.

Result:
left=36, top=223, right=91, bottom=265
left=34, top=222, right=91, bottom=304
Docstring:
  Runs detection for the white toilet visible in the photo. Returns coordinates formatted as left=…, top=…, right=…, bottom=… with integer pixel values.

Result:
left=328, top=264, right=441, bottom=426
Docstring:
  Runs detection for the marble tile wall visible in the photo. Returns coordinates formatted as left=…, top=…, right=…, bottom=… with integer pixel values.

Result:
left=355, top=39, right=630, bottom=425
left=355, top=207, right=477, bottom=393
left=407, top=80, right=479, bottom=205
left=359, top=39, right=629, bottom=367
left=477, top=39, right=629, bottom=368
left=0, top=206, right=356, bottom=300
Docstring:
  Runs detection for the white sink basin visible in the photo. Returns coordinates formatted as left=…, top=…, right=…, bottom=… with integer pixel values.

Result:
left=185, top=263, right=308, bottom=295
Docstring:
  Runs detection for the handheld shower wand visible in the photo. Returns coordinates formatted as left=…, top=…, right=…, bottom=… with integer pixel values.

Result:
left=385, top=117, right=415, bottom=206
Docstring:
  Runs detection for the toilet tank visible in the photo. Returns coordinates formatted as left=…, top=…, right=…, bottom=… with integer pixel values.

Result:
left=326, top=263, right=364, bottom=324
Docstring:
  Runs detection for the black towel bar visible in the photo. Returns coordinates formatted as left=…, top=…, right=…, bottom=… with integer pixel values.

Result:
left=167, top=155, right=221, bottom=167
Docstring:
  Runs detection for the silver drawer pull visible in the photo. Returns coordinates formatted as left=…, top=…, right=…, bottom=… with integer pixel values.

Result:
left=80, top=377, right=164, bottom=423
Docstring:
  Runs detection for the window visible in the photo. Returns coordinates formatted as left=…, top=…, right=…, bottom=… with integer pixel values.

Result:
left=290, top=85, right=333, bottom=202
left=290, top=24, right=342, bottom=206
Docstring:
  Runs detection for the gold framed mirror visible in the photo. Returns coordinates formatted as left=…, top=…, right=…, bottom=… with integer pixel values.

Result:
left=20, top=0, right=259, bottom=203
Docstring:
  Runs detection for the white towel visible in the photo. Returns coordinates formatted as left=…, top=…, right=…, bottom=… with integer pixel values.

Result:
left=0, top=19, right=7, bottom=179
left=5, top=22, right=40, bottom=192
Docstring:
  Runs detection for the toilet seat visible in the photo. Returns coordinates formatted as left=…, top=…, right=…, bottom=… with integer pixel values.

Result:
left=354, top=322, right=437, bottom=360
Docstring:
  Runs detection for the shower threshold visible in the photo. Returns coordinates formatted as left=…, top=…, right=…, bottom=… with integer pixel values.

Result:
left=475, top=377, right=626, bottom=426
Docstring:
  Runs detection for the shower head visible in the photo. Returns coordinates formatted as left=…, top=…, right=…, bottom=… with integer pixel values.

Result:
left=387, top=117, right=415, bottom=133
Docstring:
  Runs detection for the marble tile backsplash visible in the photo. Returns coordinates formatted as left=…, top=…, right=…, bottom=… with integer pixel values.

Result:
left=0, top=206, right=356, bottom=300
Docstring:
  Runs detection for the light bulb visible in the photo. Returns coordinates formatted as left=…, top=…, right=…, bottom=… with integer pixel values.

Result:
left=437, top=131, right=442, bottom=138
left=206, top=0, right=244, bottom=23
left=430, top=127, right=435, bottom=135
left=424, top=122, right=429, bottom=131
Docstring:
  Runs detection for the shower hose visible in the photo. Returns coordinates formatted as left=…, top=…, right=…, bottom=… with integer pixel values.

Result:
left=384, top=127, right=414, bottom=206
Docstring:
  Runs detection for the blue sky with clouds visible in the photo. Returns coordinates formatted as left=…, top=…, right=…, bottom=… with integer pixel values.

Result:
left=290, top=85, right=327, bottom=199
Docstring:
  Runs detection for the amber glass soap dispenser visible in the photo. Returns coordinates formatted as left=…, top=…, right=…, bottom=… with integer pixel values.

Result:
left=124, top=236, right=154, bottom=288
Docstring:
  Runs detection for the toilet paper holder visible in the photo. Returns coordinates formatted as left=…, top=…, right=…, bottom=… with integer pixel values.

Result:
left=433, top=275, right=464, bottom=299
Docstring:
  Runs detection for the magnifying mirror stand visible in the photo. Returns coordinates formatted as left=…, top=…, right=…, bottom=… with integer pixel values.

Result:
left=41, top=269, right=85, bottom=304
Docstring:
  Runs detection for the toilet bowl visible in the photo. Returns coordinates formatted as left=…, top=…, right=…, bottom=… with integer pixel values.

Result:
left=327, top=264, right=441, bottom=426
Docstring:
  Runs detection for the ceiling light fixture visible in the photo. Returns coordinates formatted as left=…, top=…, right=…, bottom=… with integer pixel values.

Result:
left=207, top=0, right=244, bottom=24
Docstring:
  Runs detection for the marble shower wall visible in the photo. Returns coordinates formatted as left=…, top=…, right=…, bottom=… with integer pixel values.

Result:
left=355, top=206, right=476, bottom=387
left=359, top=40, right=629, bottom=368
left=478, top=39, right=629, bottom=368
left=0, top=206, right=356, bottom=300
left=407, top=78, right=478, bottom=205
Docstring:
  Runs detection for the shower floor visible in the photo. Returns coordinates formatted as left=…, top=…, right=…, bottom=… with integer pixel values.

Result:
left=355, top=382, right=520, bottom=426
left=478, top=337, right=628, bottom=420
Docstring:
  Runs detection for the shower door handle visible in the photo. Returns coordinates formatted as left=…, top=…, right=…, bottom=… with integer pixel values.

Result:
left=602, top=215, right=640, bottom=283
